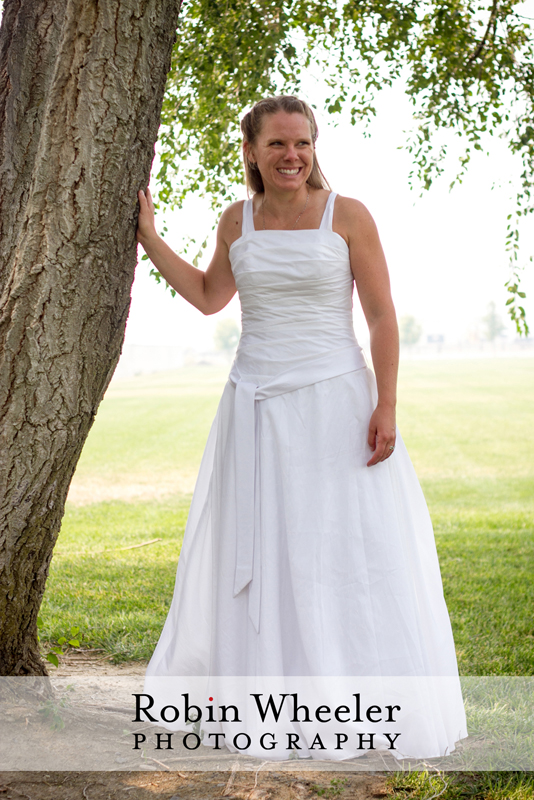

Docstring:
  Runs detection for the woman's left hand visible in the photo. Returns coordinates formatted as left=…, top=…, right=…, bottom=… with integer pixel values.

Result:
left=367, top=403, right=397, bottom=466
left=137, top=187, right=157, bottom=246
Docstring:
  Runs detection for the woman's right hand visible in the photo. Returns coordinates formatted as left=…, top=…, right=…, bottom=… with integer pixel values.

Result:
left=137, top=187, right=157, bottom=246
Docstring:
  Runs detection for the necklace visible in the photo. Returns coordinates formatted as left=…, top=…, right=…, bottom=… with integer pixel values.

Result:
left=262, top=187, right=310, bottom=231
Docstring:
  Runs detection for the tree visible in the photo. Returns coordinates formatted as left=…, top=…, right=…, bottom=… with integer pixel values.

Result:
left=399, top=315, right=423, bottom=346
left=0, top=0, right=180, bottom=675
left=214, top=318, right=240, bottom=355
left=481, top=301, right=506, bottom=341
left=155, top=0, right=533, bottom=335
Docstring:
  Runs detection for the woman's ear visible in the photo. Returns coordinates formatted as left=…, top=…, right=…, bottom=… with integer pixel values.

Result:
left=243, top=141, right=256, bottom=165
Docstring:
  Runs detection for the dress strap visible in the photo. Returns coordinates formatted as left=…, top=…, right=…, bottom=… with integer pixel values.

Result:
left=319, top=191, right=338, bottom=231
left=241, top=198, right=255, bottom=236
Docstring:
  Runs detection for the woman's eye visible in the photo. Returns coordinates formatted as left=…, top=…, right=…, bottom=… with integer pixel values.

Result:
left=268, top=140, right=310, bottom=147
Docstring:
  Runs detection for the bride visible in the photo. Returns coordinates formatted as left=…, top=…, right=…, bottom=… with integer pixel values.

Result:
left=136, top=95, right=467, bottom=762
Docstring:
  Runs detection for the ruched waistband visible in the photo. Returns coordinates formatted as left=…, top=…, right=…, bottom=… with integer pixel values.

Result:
left=228, top=344, right=367, bottom=633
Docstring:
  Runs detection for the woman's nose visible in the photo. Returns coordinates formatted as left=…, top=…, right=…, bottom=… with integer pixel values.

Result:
left=284, top=146, right=299, bottom=161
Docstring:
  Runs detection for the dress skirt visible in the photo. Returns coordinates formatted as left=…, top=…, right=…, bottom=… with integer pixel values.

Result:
left=145, top=365, right=468, bottom=761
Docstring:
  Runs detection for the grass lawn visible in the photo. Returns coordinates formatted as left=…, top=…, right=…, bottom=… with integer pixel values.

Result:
left=40, top=357, right=534, bottom=675
left=385, top=770, right=534, bottom=800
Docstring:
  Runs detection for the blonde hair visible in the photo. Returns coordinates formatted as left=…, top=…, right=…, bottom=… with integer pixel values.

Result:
left=240, top=96, right=331, bottom=194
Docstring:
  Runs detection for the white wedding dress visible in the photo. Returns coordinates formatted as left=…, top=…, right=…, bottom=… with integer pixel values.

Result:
left=144, top=192, right=468, bottom=762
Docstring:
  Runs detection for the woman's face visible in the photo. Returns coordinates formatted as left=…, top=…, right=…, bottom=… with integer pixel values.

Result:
left=245, top=111, right=315, bottom=193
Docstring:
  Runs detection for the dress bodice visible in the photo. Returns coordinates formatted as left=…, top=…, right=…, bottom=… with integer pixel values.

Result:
left=227, top=192, right=368, bottom=633
left=229, top=192, right=359, bottom=381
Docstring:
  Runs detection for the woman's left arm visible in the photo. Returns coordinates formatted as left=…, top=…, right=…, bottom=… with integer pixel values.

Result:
left=335, top=196, right=399, bottom=467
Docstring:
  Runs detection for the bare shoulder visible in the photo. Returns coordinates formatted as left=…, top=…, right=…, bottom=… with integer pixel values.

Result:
left=334, top=195, right=377, bottom=234
left=217, top=200, right=246, bottom=250
left=333, top=194, right=389, bottom=290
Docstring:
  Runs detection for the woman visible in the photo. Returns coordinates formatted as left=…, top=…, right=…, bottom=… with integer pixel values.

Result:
left=137, top=96, right=467, bottom=762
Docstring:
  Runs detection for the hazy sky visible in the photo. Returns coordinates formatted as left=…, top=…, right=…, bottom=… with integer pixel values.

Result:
left=0, top=5, right=531, bottom=352
left=126, top=70, right=534, bottom=353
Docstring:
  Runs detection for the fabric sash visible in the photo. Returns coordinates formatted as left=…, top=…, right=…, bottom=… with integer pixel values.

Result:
left=228, top=344, right=368, bottom=633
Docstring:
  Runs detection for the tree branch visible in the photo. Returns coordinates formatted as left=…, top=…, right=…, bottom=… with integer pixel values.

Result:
left=468, top=0, right=499, bottom=64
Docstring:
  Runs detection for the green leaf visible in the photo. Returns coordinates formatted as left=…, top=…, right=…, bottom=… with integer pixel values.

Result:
left=46, top=653, right=59, bottom=668
left=151, top=0, right=533, bottom=334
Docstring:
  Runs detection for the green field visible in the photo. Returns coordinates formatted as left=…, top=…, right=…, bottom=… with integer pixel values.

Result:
left=40, top=358, right=534, bottom=675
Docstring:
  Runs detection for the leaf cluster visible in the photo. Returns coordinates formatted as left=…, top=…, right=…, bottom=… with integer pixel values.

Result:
left=310, top=777, right=348, bottom=797
left=37, top=697, right=70, bottom=731
left=157, top=0, right=298, bottom=212
left=37, top=616, right=81, bottom=668
left=157, top=0, right=533, bottom=331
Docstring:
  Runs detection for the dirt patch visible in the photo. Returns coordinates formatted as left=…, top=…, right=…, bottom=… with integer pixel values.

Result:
left=0, top=769, right=390, bottom=800
left=54, top=651, right=148, bottom=677
left=65, top=472, right=196, bottom=506
left=2, top=655, right=391, bottom=798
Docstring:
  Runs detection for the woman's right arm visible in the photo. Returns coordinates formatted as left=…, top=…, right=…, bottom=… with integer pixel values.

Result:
left=136, top=188, right=238, bottom=316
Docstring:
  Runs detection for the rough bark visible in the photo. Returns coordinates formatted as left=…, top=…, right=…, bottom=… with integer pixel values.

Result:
left=0, top=0, right=180, bottom=675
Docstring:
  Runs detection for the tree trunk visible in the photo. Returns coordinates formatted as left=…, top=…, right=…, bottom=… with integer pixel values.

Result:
left=0, top=0, right=180, bottom=675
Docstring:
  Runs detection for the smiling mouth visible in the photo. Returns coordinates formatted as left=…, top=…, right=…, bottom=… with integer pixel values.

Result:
left=277, top=167, right=302, bottom=175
